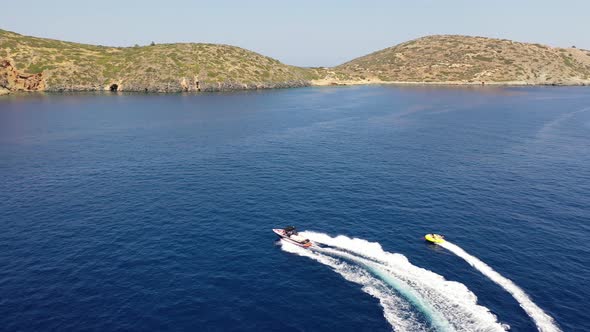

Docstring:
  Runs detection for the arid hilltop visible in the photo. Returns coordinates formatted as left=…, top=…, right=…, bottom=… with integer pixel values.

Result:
left=0, top=29, right=316, bottom=94
left=335, top=35, right=590, bottom=85
left=2, top=30, right=590, bottom=95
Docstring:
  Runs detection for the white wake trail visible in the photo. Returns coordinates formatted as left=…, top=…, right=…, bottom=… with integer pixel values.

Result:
left=439, top=241, right=561, bottom=332
left=280, top=241, right=430, bottom=332
left=302, top=231, right=508, bottom=332
left=314, top=246, right=455, bottom=332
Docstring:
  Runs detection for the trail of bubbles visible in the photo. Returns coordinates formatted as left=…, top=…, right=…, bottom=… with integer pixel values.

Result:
left=302, top=231, right=508, bottom=332
left=314, top=246, right=454, bottom=332
left=439, top=241, right=561, bottom=332
left=280, top=241, right=430, bottom=332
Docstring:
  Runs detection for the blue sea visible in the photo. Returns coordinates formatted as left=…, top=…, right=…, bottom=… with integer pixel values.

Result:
left=0, top=86, right=588, bottom=331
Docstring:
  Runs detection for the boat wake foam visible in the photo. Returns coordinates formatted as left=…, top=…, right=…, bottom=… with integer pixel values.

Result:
left=313, top=245, right=454, bottom=332
left=280, top=240, right=430, bottom=332
left=439, top=241, right=561, bottom=332
left=284, top=232, right=509, bottom=331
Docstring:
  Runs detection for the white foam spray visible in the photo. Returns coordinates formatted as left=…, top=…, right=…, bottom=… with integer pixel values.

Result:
left=301, top=231, right=508, bottom=332
left=439, top=241, right=561, bottom=332
left=280, top=241, right=430, bottom=332
left=315, top=245, right=455, bottom=332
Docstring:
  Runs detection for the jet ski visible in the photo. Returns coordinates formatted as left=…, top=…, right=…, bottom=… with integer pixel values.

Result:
left=273, top=226, right=312, bottom=248
left=425, top=233, right=445, bottom=244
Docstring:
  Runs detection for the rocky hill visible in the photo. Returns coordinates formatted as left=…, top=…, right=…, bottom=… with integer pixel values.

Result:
left=2, top=30, right=590, bottom=95
left=335, top=35, right=590, bottom=85
left=0, top=29, right=317, bottom=93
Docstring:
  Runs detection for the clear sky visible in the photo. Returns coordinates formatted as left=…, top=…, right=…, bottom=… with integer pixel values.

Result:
left=1, top=0, right=588, bottom=67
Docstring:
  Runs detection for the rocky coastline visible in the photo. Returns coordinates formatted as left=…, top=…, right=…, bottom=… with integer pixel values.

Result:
left=2, top=29, right=590, bottom=96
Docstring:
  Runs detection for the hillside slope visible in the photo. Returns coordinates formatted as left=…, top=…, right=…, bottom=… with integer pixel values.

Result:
left=0, top=29, right=317, bottom=93
left=336, top=35, right=590, bottom=85
left=2, top=31, right=590, bottom=95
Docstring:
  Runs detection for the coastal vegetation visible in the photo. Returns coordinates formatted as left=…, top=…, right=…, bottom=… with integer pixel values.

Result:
left=2, top=29, right=590, bottom=95
left=336, top=35, right=590, bottom=85
left=0, top=29, right=316, bottom=93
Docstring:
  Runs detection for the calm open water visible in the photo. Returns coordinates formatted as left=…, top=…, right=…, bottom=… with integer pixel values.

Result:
left=0, top=86, right=589, bottom=331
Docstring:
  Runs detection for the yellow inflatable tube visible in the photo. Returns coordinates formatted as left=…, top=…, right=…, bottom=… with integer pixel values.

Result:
left=425, top=233, right=445, bottom=244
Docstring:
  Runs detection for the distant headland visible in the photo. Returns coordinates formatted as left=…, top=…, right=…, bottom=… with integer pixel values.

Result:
left=1, top=29, right=590, bottom=95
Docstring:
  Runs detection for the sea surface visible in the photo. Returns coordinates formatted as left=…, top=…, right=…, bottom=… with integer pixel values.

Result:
left=0, top=86, right=589, bottom=331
